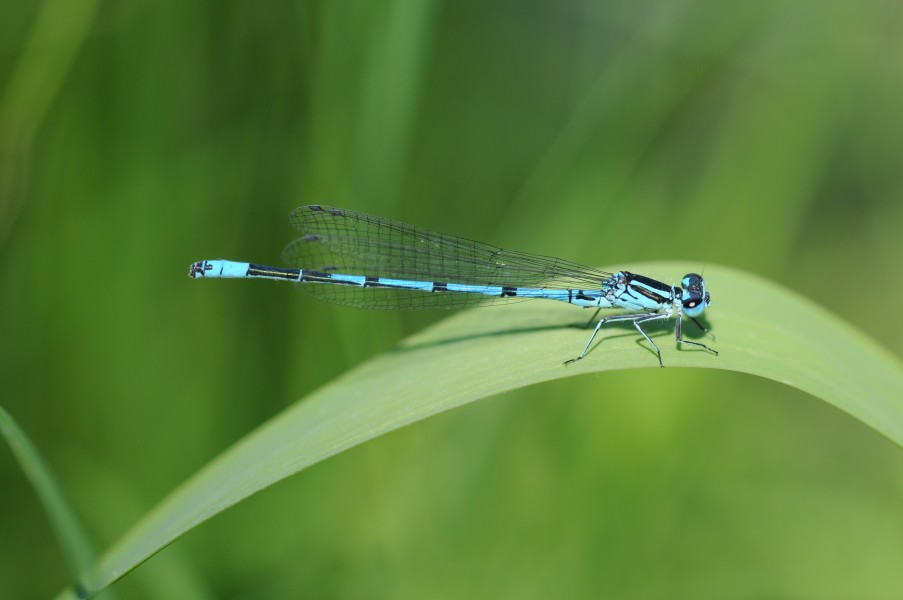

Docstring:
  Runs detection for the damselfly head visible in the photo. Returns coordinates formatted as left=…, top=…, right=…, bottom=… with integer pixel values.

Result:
left=680, top=273, right=710, bottom=317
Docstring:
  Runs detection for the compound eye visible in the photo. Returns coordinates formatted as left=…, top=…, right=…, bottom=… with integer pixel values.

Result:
left=683, top=298, right=699, bottom=310
left=682, top=273, right=703, bottom=291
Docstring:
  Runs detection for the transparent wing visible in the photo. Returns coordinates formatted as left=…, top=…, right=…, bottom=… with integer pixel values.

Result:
left=282, top=205, right=612, bottom=310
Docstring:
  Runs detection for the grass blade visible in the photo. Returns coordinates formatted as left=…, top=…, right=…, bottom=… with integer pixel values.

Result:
left=0, top=405, right=102, bottom=599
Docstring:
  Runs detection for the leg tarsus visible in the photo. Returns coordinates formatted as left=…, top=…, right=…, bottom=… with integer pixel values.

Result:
left=676, top=338, right=719, bottom=356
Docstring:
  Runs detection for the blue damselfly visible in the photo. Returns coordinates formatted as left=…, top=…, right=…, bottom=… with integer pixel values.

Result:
left=189, top=205, right=717, bottom=366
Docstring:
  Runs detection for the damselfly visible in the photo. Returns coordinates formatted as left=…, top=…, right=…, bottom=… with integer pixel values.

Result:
left=189, top=205, right=717, bottom=367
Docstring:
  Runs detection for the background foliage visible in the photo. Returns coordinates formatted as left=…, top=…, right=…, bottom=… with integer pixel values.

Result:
left=2, top=1, right=903, bottom=598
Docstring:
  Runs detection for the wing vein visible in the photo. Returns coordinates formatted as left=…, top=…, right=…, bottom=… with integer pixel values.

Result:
left=281, top=205, right=612, bottom=310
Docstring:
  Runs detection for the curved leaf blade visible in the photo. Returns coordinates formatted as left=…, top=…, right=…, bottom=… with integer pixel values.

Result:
left=66, top=262, right=903, bottom=598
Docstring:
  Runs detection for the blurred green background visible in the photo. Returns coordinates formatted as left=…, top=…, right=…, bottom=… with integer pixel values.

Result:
left=3, top=0, right=903, bottom=598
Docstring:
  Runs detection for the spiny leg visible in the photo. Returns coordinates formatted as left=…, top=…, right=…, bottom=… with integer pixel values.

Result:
left=676, top=313, right=719, bottom=356
left=632, top=313, right=671, bottom=368
left=564, top=311, right=664, bottom=366
left=564, top=318, right=606, bottom=366
left=676, top=338, right=718, bottom=354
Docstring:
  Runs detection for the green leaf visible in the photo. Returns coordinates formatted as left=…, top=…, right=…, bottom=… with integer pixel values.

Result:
left=0, top=406, right=102, bottom=596
left=64, top=262, right=903, bottom=598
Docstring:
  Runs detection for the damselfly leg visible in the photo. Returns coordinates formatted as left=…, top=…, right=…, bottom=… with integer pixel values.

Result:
left=675, top=313, right=719, bottom=356
left=564, top=311, right=669, bottom=367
